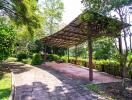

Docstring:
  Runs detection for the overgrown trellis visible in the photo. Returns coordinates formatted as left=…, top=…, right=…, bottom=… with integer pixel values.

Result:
left=41, top=10, right=130, bottom=81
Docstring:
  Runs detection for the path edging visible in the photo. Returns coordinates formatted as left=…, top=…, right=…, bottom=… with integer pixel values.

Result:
left=9, top=72, right=15, bottom=100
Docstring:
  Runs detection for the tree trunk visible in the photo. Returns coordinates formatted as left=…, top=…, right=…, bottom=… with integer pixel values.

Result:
left=130, top=35, right=132, bottom=51
left=88, top=36, right=93, bottom=81
left=67, top=48, right=69, bottom=63
left=118, top=37, right=124, bottom=77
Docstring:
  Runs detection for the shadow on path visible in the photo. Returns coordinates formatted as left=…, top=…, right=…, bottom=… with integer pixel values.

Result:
left=5, top=62, right=104, bottom=100
left=15, top=81, right=99, bottom=100
left=5, top=62, right=32, bottom=74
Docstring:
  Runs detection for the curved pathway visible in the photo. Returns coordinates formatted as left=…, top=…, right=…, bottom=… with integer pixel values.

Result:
left=7, top=62, right=105, bottom=100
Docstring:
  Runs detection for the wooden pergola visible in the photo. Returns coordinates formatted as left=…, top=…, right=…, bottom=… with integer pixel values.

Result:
left=41, top=11, right=129, bottom=81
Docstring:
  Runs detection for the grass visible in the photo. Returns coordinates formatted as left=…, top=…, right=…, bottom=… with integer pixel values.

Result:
left=0, top=66, right=11, bottom=100
left=85, top=84, right=115, bottom=100
left=6, top=57, right=32, bottom=64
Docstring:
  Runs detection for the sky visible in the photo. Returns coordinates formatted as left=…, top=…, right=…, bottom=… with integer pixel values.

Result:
left=62, top=0, right=83, bottom=24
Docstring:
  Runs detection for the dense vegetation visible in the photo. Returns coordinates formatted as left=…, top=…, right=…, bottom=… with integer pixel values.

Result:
left=0, top=17, right=16, bottom=61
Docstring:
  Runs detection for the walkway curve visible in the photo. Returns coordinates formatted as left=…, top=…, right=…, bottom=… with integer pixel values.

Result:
left=7, top=62, right=105, bottom=100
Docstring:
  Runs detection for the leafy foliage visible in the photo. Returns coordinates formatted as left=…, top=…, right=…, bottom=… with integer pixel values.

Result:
left=0, top=17, right=16, bottom=61
left=81, top=0, right=132, bottom=15
left=0, top=0, right=43, bottom=37
left=43, top=0, right=64, bottom=35
left=27, top=40, right=43, bottom=53
left=93, top=37, right=117, bottom=60
left=16, top=52, right=27, bottom=61
left=47, top=54, right=60, bottom=61
left=31, top=53, right=43, bottom=65
left=70, top=44, right=87, bottom=59
left=6, top=57, right=17, bottom=62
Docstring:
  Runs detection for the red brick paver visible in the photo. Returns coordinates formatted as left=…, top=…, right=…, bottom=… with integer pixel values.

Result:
left=42, top=62, right=121, bottom=84
left=7, top=62, right=106, bottom=100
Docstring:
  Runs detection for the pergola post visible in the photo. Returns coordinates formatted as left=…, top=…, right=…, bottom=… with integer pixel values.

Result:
left=44, top=44, right=47, bottom=63
left=118, top=37, right=123, bottom=77
left=67, top=48, right=70, bottom=63
left=75, top=45, right=77, bottom=64
left=88, top=36, right=93, bottom=81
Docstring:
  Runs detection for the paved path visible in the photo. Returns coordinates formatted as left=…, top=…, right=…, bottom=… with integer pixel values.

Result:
left=43, top=62, right=121, bottom=84
left=7, top=62, right=105, bottom=100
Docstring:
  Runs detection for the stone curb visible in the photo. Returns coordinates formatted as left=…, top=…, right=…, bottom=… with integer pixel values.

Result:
left=9, top=72, right=15, bottom=100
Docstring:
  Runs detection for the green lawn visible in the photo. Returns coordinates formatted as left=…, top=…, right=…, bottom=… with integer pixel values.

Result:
left=0, top=67, right=11, bottom=100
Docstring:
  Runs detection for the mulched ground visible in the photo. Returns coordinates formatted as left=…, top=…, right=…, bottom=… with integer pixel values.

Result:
left=96, top=81, right=132, bottom=100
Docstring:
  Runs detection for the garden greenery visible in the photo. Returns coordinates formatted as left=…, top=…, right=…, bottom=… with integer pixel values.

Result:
left=0, top=17, right=16, bottom=61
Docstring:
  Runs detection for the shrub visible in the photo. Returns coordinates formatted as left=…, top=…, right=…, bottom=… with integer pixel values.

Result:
left=0, top=18, right=16, bottom=61
left=31, top=53, right=43, bottom=65
left=22, top=58, right=32, bottom=64
left=60, top=56, right=68, bottom=63
left=47, top=54, right=60, bottom=61
left=17, top=52, right=27, bottom=61
left=6, top=57, right=17, bottom=62
left=68, top=57, right=122, bottom=77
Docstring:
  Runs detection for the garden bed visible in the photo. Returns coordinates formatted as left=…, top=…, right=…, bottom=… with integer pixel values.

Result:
left=0, top=65, right=11, bottom=100
left=85, top=81, right=132, bottom=100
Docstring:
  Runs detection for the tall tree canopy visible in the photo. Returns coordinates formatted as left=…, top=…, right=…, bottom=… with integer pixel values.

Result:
left=82, top=0, right=132, bottom=15
left=0, top=0, right=42, bottom=37
left=43, top=0, right=64, bottom=35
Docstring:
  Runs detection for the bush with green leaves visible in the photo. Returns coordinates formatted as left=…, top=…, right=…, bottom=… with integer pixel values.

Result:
left=60, top=56, right=68, bottom=63
left=17, top=52, right=27, bottom=61
left=22, top=58, right=32, bottom=64
left=47, top=54, right=60, bottom=61
left=31, top=53, right=43, bottom=65
left=6, top=57, right=17, bottom=62
left=27, top=40, right=43, bottom=53
left=68, top=57, right=122, bottom=77
left=0, top=17, right=16, bottom=61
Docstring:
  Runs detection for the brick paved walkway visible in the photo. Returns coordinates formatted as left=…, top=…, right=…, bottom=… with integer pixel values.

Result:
left=7, top=62, right=105, bottom=100
left=43, top=62, right=121, bottom=84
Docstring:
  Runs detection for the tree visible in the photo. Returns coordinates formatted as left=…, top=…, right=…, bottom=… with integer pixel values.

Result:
left=70, top=43, right=87, bottom=59
left=0, top=0, right=43, bottom=37
left=82, top=0, right=132, bottom=15
left=0, top=17, right=16, bottom=61
left=43, top=0, right=64, bottom=35
left=93, top=37, right=117, bottom=60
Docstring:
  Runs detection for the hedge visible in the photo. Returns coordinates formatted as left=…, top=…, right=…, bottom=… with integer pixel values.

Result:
left=68, top=58, right=131, bottom=78
left=45, top=54, right=132, bottom=79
